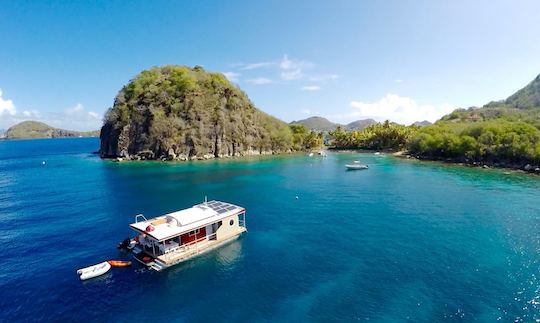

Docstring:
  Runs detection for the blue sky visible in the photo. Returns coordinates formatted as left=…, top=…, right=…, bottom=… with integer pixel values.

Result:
left=1, top=1, right=540, bottom=130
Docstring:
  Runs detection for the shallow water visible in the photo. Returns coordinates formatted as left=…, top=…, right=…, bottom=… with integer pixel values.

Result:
left=0, top=138, right=539, bottom=321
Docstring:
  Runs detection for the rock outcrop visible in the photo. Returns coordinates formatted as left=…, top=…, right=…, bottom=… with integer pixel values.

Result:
left=100, top=65, right=294, bottom=161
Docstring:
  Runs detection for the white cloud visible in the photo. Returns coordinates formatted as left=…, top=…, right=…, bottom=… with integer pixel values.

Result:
left=302, top=85, right=321, bottom=91
left=394, top=79, right=404, bottom=83
left=60, top=103, right=102, bottom=128
left=309, top=74, right=339, bottom=82
left=247, top=77, right=273, bottom=85
left=279, top=54, right=312, bottom=81
left=65, top=103, right=84, bottom=115
left=0, top=95, right=102, bottom=131
left=345, top=94, right=456, bottom=125
left=22, top=110, right=40, bottom=118
left=301, top=109, right=311, bottom=114
left=240, top=62, right=275, bottom=70
left=0, top=89, right=16, bottom=116
left=233, top=55, right=331, bottom=84
left=223, top=72, right=241, bottom=82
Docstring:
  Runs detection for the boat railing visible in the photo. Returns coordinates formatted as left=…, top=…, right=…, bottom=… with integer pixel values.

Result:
left=160, top=233, right=217, bottom=262
left=135, top=214, right=148, bottom=223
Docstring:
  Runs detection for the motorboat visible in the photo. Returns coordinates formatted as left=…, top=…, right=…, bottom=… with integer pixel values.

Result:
left=345, top=161, right=369, bottom=170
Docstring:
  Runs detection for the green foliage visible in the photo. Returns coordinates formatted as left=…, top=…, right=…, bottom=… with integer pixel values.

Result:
left=102, top=65, right=306, bottom=158
left=329, top=121, right=415, bottom=150
left=408, top=120, right=540, bottom=164
left=290, top=124, right=323, bottom=150
left=504, top=74, right=540, bottom=109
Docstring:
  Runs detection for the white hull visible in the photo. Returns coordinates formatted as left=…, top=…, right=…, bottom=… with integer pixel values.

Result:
left=345, top=164, right=368, bottom=170
left=77, top=261, right=111, bottom=280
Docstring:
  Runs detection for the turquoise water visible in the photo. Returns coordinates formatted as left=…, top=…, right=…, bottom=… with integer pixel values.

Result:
left=1, top=138, right=540, bottom=321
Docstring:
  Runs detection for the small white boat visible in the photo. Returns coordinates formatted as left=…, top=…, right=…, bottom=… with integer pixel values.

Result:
left=308, top=153, right=314, bottom=157
left=77, top=261, right=111, bottom=280
left=345, top=161, right=369, bottom=170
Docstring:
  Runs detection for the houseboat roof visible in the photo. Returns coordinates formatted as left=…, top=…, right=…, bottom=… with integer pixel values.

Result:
left=130, top=200, right=245, bottom=241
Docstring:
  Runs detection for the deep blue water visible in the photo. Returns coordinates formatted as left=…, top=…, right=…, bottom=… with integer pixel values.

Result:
left=1, top=138, right=540, bottom=322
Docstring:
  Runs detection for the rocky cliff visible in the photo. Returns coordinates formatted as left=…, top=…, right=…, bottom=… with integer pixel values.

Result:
left=100, top=65, right=294, bottom=160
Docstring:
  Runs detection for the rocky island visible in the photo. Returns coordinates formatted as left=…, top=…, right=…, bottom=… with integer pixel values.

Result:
left=100, top=65, right=322, bottom=161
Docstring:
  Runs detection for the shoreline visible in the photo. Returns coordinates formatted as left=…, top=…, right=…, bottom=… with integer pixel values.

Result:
left=328, top=147, right=540, bottom=176
left=391, top=151, right=540, bottom=176
left=104, top=150, right=316, bottom=164
left=103, top=145, right=540, bottom=176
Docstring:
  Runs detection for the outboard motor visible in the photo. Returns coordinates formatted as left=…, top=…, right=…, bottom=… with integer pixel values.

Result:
left=117, top=238, right=131, bottom=249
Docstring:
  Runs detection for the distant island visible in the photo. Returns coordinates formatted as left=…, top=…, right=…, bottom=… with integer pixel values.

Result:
left=99, top=65, right=322, bottom=161
left=290, top=116, right=377, bottom=132
left=329, top=74, right=540, bottom=173
left=4, top=121, right=99, bottom=140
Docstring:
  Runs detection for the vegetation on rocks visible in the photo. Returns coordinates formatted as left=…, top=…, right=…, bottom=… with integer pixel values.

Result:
left=100, top=65, right=321, bottom=160
left=408, top=120, right=540, bottom=165
left=329, top=73, right=540, bottom=173
left=329, top=121, right=414, bottom=150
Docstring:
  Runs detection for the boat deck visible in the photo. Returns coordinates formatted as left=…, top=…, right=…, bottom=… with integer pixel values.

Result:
left=157, top=228, right=247, bottom=266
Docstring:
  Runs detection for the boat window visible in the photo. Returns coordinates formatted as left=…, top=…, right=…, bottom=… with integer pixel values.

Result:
left=189, top=229, right=200, bottom=237
left=229, top=219, right=234, bottom=226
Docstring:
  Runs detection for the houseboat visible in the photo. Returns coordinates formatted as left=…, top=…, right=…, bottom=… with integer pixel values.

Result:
left=128, top=200, right=247, bottom=271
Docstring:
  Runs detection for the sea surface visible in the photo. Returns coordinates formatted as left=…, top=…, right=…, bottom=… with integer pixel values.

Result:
left=1, top=138, right=540, bottom=322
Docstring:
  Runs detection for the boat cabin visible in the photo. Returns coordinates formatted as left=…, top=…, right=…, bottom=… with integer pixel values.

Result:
left=129, top=200, right=247, bottom=270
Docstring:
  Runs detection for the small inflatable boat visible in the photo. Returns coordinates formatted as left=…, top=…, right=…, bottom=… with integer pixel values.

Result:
left=77, top=261, right=111, bottom=280
left=108, top=260, right=132, bottom=267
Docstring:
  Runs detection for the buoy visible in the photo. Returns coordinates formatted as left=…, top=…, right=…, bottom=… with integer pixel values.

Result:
left=42, top=161, right=46, bottom=165
left=295, top=196, right=299, bottom=200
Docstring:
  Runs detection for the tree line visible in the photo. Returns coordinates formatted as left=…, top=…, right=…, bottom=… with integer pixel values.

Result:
left=329, top=119, right=540, bottom=166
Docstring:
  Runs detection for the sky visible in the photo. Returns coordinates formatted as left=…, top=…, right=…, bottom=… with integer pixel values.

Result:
left=1, top=0, right=540, bottom=130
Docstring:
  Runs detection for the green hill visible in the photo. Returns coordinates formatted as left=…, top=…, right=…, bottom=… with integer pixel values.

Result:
left=440, top=73, right=540, bottom=128
left=412, top=120, right=432, bottom=127
left=328, top=73, right=540, bottom=171
left=100, top=65, right=318, bottom=160
left=345, top=119, right=377, bottom=130
left=504, top=74, right=540, bottom=109
left=291, top=116, right=376, bottom=131
left=408, top=73, right=540, bottom=169
left=5, top=121, right=99, bottom=139
left=291, top=116, right=338, bottom=132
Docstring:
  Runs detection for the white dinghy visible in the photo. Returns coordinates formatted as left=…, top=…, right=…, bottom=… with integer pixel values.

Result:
left=77, top=261, right=111, bottom=280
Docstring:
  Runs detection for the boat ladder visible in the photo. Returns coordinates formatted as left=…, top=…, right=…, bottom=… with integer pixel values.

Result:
left=150, top=259, right=167, bottom=271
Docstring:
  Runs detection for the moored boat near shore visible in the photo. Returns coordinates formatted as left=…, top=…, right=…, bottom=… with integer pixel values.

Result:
left=345, top=161, right=369, bottom=170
